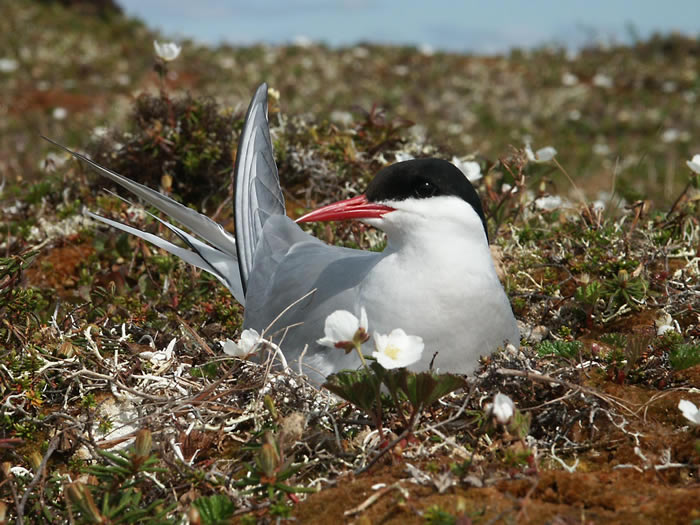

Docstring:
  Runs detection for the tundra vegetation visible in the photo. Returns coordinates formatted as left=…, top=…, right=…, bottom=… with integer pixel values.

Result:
left=0, top=2, right=698, bottom=523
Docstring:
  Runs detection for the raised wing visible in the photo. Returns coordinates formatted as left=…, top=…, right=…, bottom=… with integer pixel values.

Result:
left=234, top=83, right=286, bottom=294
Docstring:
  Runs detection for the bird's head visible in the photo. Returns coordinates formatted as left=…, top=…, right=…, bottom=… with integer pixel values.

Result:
left=297, top=158, right=488, bottom=244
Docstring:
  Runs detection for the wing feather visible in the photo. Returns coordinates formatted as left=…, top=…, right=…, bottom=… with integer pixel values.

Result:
left=233, top=83, right=285, bottom=294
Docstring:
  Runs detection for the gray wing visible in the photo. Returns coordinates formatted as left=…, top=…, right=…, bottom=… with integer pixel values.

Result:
left=234, top=83, right=286, bottom=295
left=43, top=137, right=245, bottom=304
left=243, top=215, right=382, bottom=383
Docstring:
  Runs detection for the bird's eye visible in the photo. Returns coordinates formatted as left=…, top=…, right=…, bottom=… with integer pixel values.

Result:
left=414, top=180, right=437, bottom=198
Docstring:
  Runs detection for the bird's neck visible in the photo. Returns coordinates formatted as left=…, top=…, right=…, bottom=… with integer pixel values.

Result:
left=383, top=223, right=493, bottom=272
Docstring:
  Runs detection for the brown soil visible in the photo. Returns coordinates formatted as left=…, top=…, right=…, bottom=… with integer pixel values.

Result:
left=25, top=239, right=94, bottom=295
left=289, top=462, right=698, bottom=524
left=281, top=366, right=700, bottom=524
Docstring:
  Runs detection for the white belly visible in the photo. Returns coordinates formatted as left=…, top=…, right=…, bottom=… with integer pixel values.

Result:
left=358, top=250, right=518, bottom=374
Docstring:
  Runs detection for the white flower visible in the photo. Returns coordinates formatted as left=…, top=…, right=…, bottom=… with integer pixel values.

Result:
left=0, top=57, right=18, bottom=73
left=662, top=81, right=677, bottom=93
left=353, top=47, right=369, bottom=58
left=655, top=312, right=680, bottom=335
left=657, top=325, right=676, bottom=336
left=52, top=107, right=68, bottom=120
left=534, top=195, right=563, bottom=211
left=451, top=156, right=482, bottom=182
left=330, top=110, right=353, bottom=126
left=292, top=35, right=312, bottom=48
left=561, top=72, right=578, bottom=86
left=116, top=73, right=131, bottom=86
left=525, top=143, right=557, bottom=163
left=92, top=126, right=109, bottom=138
left=393, top=64, right=409, bottom=76
left=593, top=143, right=610, bottom=156
left=491, top=393, right=515, bottom=424
left=372, top=329, right=423, bottom=369
left=661, top=128, right=680, bottom=143
left=153, top=40, right=181, bottom=62
left=686, top=154, right=700, bottom=174
left=218, top=56, right=236, bottom=69
left=222, top=328, right=261, bottom=358
left=318, top=308, right=368, bottom=349
left=568, top=109, right=581, bottom=121
left=419, top=43, right=435, bottom=56
left=592, top=73, right=613, bottom=88
left=678, top=399, right=700, bottom=425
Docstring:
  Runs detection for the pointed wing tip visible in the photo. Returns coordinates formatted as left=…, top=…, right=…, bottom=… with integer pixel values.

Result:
left=256, top=81, right=268, bottom=95
left=40, top=135, right=87, bottom=162
left=41, top=135, right=66, bottom=150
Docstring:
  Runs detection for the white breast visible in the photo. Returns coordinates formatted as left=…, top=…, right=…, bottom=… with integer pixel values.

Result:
left=358, top=197, right=519, bottom=374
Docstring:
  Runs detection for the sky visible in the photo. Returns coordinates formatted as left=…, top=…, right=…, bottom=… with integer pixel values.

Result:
left=117, top=0, right=699, bottom=54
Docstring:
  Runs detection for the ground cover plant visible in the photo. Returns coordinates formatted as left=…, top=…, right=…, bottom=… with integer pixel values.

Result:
left=0, top=2, right=699, bottom=523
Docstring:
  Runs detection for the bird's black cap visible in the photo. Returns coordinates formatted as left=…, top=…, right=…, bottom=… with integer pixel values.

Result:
left=366, top=158, right=488, bottom=241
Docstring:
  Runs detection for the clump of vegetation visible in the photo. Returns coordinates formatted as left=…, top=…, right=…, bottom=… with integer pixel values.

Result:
left=65, top=430, right=174, bottom=523
left=669, top=344, right=700, bottom=370
left=0, top=252, right=51, bottom=342
left=536, top=340, right=584, bottom=359
left=90, top=92, right=237, bottom=204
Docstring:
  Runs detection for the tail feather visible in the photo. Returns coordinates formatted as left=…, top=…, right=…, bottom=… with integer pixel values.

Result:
left=42, top=81, right=284, bottom=307
left=42, top=136, right=238, bottom=258
left=86, top=210, right=244, bottom=303
left=42, top=136, right=245, bottom=305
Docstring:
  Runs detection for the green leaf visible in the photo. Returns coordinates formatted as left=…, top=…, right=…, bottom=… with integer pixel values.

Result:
left=323, top=368, right=381, bottom=413
left=396, top=371, right=467, bottom=409
left=192, top=494, right=236, bottom=525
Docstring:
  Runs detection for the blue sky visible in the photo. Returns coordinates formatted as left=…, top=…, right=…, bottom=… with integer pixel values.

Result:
left=119, top=0, right=699, bottom=53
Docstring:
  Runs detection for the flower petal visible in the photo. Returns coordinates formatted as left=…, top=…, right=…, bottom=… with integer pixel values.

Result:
left=321, top=309, right=360, bottom=345
left=686, top=154, right=700, bottom=174
left=492, top=393, right=515, bottom=424
left=678, top=399, right=700, bottom=425
left=359, top=307, right=368, bottom=332
left=221, top=329, right=261, bottom=358
left=372, top=328, right=424, bottom=369
left=154, top=40, right=182, bottom=61
left=535, top=146, right=557, bottom=162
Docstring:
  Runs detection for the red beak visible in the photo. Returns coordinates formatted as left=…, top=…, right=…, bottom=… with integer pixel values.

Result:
left=296, top=194, right=395, bottom=223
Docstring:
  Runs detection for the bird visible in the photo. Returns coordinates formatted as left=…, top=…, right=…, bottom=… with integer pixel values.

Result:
left=45, top=83, right=519, bottom=384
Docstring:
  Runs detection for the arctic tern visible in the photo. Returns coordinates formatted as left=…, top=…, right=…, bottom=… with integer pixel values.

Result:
left=46, top=83, right=519, bottom=384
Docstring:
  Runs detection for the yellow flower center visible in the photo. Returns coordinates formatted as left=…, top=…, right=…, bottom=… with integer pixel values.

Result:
left=384, top=344, right=401, bottom=360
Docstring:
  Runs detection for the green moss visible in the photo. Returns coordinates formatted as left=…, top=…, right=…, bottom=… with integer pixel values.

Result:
left=669, top=344, right=700, bottom=370
left=536, top=340, right=584, bottom=359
